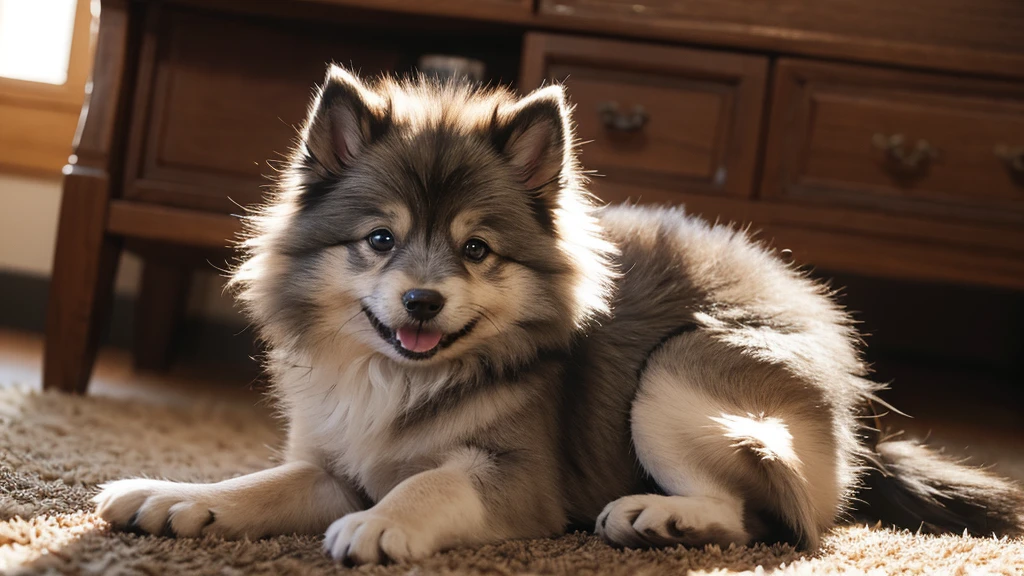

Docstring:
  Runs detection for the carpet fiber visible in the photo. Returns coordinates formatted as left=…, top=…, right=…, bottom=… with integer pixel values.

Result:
left=1, top=388, right=1022, bottom=575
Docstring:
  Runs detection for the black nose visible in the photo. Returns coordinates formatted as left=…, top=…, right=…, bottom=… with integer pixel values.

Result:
left=402, top=289, right=446, bottom=322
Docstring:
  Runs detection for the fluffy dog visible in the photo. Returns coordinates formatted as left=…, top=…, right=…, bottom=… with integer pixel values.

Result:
left=94, top=66, right=1024, bottom=565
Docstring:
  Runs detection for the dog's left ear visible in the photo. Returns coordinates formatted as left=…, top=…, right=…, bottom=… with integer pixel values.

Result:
left=492, top=85, right=572, bottom=191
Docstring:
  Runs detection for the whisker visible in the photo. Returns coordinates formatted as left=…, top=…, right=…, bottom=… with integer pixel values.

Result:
left=468, top=304, right=502, bottom=335
left=329, top=309, right=365, bottom=347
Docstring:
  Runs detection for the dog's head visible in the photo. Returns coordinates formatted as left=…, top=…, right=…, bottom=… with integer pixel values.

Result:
left=231, top=66, right=613, bottom=369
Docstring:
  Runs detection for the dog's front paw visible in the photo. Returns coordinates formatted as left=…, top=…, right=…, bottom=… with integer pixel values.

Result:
left=323, top=509, right=434, bottom=565
left=93, top=479, right=253, bottom=539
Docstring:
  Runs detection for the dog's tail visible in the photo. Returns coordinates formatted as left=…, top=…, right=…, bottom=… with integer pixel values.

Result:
left=854, top=439, right=1024, bottom=536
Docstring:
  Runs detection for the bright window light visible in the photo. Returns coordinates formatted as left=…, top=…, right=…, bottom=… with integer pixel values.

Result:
left=0, top=0, right=78, bottom=85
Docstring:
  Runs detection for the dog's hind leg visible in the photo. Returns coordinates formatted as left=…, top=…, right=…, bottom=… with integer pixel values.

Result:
left=597, top=330, right=843, bottom=551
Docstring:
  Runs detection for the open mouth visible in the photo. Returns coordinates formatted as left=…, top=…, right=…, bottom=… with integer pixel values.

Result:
left=362, top=306, right=478, bottom=360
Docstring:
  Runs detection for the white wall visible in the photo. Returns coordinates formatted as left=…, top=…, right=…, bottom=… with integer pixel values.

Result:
left=0, top=173, right=241, bottom=323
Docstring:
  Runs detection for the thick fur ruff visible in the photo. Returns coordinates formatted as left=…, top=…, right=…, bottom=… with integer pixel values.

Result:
left=93, top=66, right=1024, bottom=564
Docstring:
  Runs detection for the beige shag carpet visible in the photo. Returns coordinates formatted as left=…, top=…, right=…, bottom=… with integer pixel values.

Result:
left=2, top=388, right=1023, bottom=575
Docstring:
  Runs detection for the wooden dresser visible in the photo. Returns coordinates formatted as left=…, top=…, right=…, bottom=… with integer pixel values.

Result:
left=46, top=0, right=1024, bottom=393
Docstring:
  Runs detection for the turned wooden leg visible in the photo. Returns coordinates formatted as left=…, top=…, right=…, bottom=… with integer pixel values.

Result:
left=43, top=0, right=141, bottom=392
left=43, top=172, right=122, bottom=393
left=133, top=260, right=191, bottom=372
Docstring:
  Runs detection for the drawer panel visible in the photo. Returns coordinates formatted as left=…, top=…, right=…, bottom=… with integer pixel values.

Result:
left=539, top=0, right=1024, bottom=54
left=124, top=7, right=402, bottom=212
left=521, top=33, right=768, bottom=202
left=538, top=1, right=1024, bottom=75
left=762, top=60, right=1024, bottom=224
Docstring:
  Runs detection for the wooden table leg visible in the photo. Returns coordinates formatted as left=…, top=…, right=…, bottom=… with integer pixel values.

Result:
left=43, top=172, right=122, bottom=393
left=134, top=260, right=191, bottom=372
left=42, top=0, right=139, bottom=393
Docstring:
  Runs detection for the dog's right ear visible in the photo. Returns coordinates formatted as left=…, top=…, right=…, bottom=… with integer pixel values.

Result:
left=302, top=66, right=390, bottom=175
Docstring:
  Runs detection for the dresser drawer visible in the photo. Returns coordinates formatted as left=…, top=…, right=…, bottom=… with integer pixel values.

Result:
left=538, top=0, right=1024, bottom=78
left=123, top=7, right=402, bottom=213
left=521, top=33, right=768, bottom=202
left=762, top=59, right=1024, bottom=224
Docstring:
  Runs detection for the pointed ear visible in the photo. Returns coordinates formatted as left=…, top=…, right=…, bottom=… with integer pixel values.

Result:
left=302, top=65, right=390, bottom=175
left=492, top=85, right=572, bottom=190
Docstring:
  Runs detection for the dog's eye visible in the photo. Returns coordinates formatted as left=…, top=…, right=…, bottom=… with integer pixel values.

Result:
left=463, top=238, right=490, bottom=262
left=367, top=229, right=395, bottom=252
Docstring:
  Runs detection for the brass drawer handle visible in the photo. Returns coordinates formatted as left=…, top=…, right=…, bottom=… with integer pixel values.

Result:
left=872, top=133, right=938, bottom=175
left=994, top=145, right=1024, bottom=175
left=599, top=101, right=648, bottom=132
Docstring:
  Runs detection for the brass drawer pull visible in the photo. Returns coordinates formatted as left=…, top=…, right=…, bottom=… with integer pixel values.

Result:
left=994, top=145, right=1024, bottom=175
left=872, top=133, right=938, bottom=175
left=599, top=101, right=648, bottom=132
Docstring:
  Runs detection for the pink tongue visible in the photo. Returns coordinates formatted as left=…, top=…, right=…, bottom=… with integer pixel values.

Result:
left=396, top=327, right=443, bottom=353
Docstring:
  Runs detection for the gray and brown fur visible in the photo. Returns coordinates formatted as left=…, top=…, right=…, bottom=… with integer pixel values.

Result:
left=93, top=66, right=1024, bottom=564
